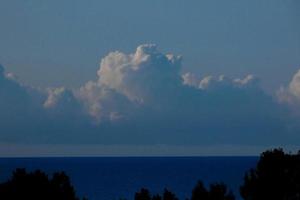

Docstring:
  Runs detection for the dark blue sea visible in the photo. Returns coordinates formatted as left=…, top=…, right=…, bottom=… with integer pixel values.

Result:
left=0, top=157, right=258, bottom=200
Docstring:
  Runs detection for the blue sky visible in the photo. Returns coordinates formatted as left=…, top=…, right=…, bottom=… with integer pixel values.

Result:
left=0, top=0, right=300, bottom=156
left=1, top=0, right=299, bottom=90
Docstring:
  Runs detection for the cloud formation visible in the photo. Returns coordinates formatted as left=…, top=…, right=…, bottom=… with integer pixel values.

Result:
left=0, top=64, right=45, bottom=142
left=0, top=45, right=299, bottom=149
left=289, top=70, right=300, bottom=99
left=182, top=73, right=259, bottom=90
left=278, top=69, right=300, bottom=105
left=96, top=44, right=182, bottom=102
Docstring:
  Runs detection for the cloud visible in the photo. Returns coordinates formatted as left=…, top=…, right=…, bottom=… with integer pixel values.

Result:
left=182, top=73, right=259, bottom=90
left=0, top=46, right=299, bottom=149
left=74, top=45, right=290, bottom=145
left=44, top=87, right=68, bottom=108
left=0, top=64, right=87, bottom=143
left=0, top=64, right=46, bottom=142
left=77, top=81, right=133, bottom=122
left=0, top=64, right=39, bottom=115
left=277, top=69, right=300, bottom=106
left=77, top=44, right=183, bottom=122
left=96, top=44, right=182, bottom=103
left=289, top=70, right=300, bottom=99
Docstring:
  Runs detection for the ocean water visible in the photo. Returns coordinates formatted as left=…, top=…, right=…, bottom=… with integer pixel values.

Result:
left=0, top=157, right=257, bottom=200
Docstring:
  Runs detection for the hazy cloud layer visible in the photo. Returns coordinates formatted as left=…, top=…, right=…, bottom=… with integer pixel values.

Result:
left=0, top=45, right=299, bottom=148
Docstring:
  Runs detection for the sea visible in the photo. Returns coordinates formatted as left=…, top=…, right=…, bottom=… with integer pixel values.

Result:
left=0, top=157, right=258, bottom=200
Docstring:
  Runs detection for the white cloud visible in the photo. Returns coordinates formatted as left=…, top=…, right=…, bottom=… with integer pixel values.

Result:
left=96, top=44, right=182, bottom=103
left=44, top=87, right=68, bottom=108
left=0, top=47, right=299, bottom=147
left=277, top=69, right=300, bottom=106
left=233, top=74, right=259, bottom=86
left=77, top=81, right=131, bottom=122
left=77, top=44, right=182, bottom=121
left=289, top=69, right=300, bottom=99
left=5, top=72, right=18, bottom=80
left=182, top=72, right=259, bottom=90
left=73, top=45, right=290, bottom=146
left=182, top=72, right=199, bottom=87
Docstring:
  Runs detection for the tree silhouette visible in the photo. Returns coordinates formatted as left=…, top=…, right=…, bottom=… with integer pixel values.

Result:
left=163, top=189, right=178, bottom=200
left=208, top=183, right=235, bottom=200
left=152, top=194, right=162, bottom=200
left=191, top=181, right=234, bottom=200
left=134, top=188, right=178, bottom=200
left=135, top=188, right=152, bottom=200
left=0, top=168, right=84, bottom=200
left=135, top=188, right=178, bottom=200
left=135, top=181, right=234, bottom=200
left=191, top=181, right=208, bottom=200
left=240, top=148, right=300, bottom=200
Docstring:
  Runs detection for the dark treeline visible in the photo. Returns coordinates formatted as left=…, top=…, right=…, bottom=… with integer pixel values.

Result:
left=240, top=148, right=300, bottom=200
left=0, top=168, right=87, bottom=200
left=134, top=181, right=234, bottom=200
left=0, top=148, right=299, bottom=200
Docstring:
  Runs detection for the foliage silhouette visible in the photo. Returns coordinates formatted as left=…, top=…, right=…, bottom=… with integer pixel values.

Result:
left=208, top=183, right=235, bottom=200
left=163, top=189, right=178, bottom=200
left=191, top=181, right=235, bottom=200
left=135, top=181, right=234, bottom=200
left=0, top=168, right=85, bottom=200
left=152, top=194, right=162, bottom=200
left=240, top=148, right=300, bottom=200
left=135, top=188, right=179, bottom=200
left=191, top=181, right=208, bottom=200
left=135, top=188, right=152, bottom=200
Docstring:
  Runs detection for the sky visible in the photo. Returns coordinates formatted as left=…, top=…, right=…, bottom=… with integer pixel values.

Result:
left=0, top=0, right=300, bottom=156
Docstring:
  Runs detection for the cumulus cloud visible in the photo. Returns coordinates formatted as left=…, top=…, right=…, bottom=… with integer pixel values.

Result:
left=0, top=46, right=299, bottom=148
left=73, top=45, right=290, bottom=145
left=182, top=72, right=199, bottom=87
left=290, top=69, right=300, bottom=99
left=77, top=81, right=132, bottom=122
left=277, top=69, right=300, bottom=106
left=77, top=44, right=183, bottom=121
left=182, top=73, right=259, bottom=90
left=96, top=44, right=182, bottom=103
left=0, top=64, right=87, bottom=143
left=44, top=87, right=68, bottom=108
left=276, top=69, right=300, bottom=138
